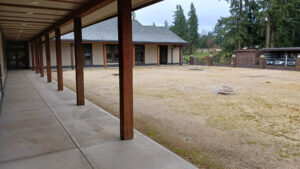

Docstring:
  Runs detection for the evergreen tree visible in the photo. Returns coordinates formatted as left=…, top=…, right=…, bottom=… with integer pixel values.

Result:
left=187, top=3, right=200, bottom=53
left=164, top=20, right=169, bottom=28
left=170, top=5, right=189, bottom=42
left=214, top=0, right=300, bottom=52
left=224, top=0, right=244, bottom=49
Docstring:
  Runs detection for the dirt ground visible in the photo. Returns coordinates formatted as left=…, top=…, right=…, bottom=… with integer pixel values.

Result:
left=53, top=66, right=300, bottom=169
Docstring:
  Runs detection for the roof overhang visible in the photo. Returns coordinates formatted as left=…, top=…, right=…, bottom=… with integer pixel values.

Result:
left=60, top=39, right=188, bottom=46
left=0, top=0, right=163, bottom=41
left=260, top=47, right=300, bottom=52
left=235, top=49, right=259, bottom=52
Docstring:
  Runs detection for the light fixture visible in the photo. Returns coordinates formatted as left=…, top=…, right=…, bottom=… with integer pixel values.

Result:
left=30, top=1, right=39, bottom=5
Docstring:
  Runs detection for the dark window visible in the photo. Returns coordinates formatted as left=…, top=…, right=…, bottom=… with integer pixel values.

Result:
left=135, top=45, right=145, bottom=65
left=107, top=44, right=119, bottom=63
left=83, top=44, right=93, bottom=66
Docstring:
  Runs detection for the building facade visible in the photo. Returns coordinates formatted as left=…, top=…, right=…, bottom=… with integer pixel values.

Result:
left=28, top=42, right=183, bottom=68
left=27, top=17, right=187, bottom=68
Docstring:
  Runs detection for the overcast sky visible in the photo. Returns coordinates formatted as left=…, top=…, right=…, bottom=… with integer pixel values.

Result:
left=135, top=0, right=230, bottom=34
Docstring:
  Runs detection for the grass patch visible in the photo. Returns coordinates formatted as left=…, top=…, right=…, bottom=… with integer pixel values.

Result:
left=141, top=125, right=222, bottom=168
left=172, top=147, right=223, bottom=169
left=183, top=52, right=210, bottom=62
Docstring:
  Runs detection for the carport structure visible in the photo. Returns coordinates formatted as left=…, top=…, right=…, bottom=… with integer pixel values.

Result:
left=0, top=0, right=197, bottom=169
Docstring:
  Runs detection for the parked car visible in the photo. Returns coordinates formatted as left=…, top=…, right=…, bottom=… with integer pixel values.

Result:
left=274, top=59, right=285, bottom=66
left=287, top=59, right=296, bottom=66
left=265, top=59, right=274, bottom=65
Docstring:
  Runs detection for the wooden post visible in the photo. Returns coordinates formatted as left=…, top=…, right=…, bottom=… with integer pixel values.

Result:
left=157, top=45, right=160, bottom=66
left=259, top=56, right=265, bottom=69
left=133, top=45, right=135, bottom=67
left=39, top=37, right=44, bottom=77
left=231, top=55, right=237, bottom=67
left=74, top=17, right=85, bottom=106
left=70, top=43, right=74, bottom=70
left=34, top=39, right=39, bottom=74
left=55, top=28, right=63, bottom=91
left=103, top=44, right=107, bottom=68
left=208, top=55, right=213, bottom=66
left=118, top=0, right=133, bottom=140
left=190, top=56, right=194, bottom=65
left=45, top=34, right=52, bottom=82
left=296, top=55, right=300, bottom=71
left=31, top=41, right=35, bottom=71
left=179, top=46, right=182, bottom=65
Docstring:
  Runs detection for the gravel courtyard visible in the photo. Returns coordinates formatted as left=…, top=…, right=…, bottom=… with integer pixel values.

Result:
left=53, top=66, right=300, bottom=169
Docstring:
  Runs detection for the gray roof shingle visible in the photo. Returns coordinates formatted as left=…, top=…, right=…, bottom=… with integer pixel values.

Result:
left=61, top=17, right=188, bottom=45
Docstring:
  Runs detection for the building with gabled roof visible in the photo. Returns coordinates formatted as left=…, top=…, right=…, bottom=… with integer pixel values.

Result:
left=29, top=17, right=188, bottom=69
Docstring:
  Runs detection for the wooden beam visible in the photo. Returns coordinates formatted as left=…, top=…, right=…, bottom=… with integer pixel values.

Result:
left=70, top=43, right=74, bottom=70
left=133, top=45, right=135, bottom=67
left=45, top=34, right=52, bottom=82
left=0, top=15, right=57, bottom=21
left=2, top=27, right=44, bottom=31
left=34, top=0, right=115, bottom=40
left=0, top=9, right=65, bottom=17
left=118, top=0, right=134, bottom=140
left=0, top=3, right=73, bottom=11
left=30, top=41, right=35, bottom=71
left=157, top=45, right=160, bottom=66
left=74, top=17, right=85, bottom=105
left=0, top=20, right=49, bottom=26
left=39, top=37, right=44, bottom=77
left=34, top=39, right=39, bottom=73
left=0, top=19, right=52, bottom=24
left=103, top=44, right=107, bottom=68
left=47, top=0, right=85, bottom=5
left=179, top=46, right=182, bottom=65
left=55, top=28, right=63, bottom=91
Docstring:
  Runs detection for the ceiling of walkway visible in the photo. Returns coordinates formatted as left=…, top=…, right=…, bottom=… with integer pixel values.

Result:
left=0, top=0, right=161, bottom=41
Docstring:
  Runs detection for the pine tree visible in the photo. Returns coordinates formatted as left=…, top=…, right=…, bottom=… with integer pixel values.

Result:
left=224, top=0, right=244, bottom=49
left=187, top=3, right=200, bottom=53
left=170, top=5, right=189, bottom=42
left=164, top=20, right=169, bottom=28
left=215, top=0, right=300, bottom=52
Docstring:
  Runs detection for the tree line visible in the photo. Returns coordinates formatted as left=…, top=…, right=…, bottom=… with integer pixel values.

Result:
left=167, top=1, right=300, bottom=55
left=214, top=0, right=300, bottom=53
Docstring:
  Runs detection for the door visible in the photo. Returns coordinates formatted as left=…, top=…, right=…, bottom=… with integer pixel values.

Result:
left=135, top=45, right=145, bottom=65
left=7, top=42, right=28, bottom=69
left=106, top=44, right=119, bottom=63
left=83, top=44, right=93, bottom=66
left=160, top=45, right=168, bottom=64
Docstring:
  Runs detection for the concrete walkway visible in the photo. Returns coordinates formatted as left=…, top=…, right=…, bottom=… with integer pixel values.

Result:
left=0, top=70, right=197, bottom=169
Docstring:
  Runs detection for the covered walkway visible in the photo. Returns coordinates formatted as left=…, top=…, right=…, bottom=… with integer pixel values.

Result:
left=0, top=70, right=196, bottom=169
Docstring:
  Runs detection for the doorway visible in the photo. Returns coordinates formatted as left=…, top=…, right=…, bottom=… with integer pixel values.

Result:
left=83, top=44, right=93, bottom=66
left=160, top=45, right=168, bottom=64
left=135, top=45, right=145, bottom=65
left=6, top=42, right=28, bottom=69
